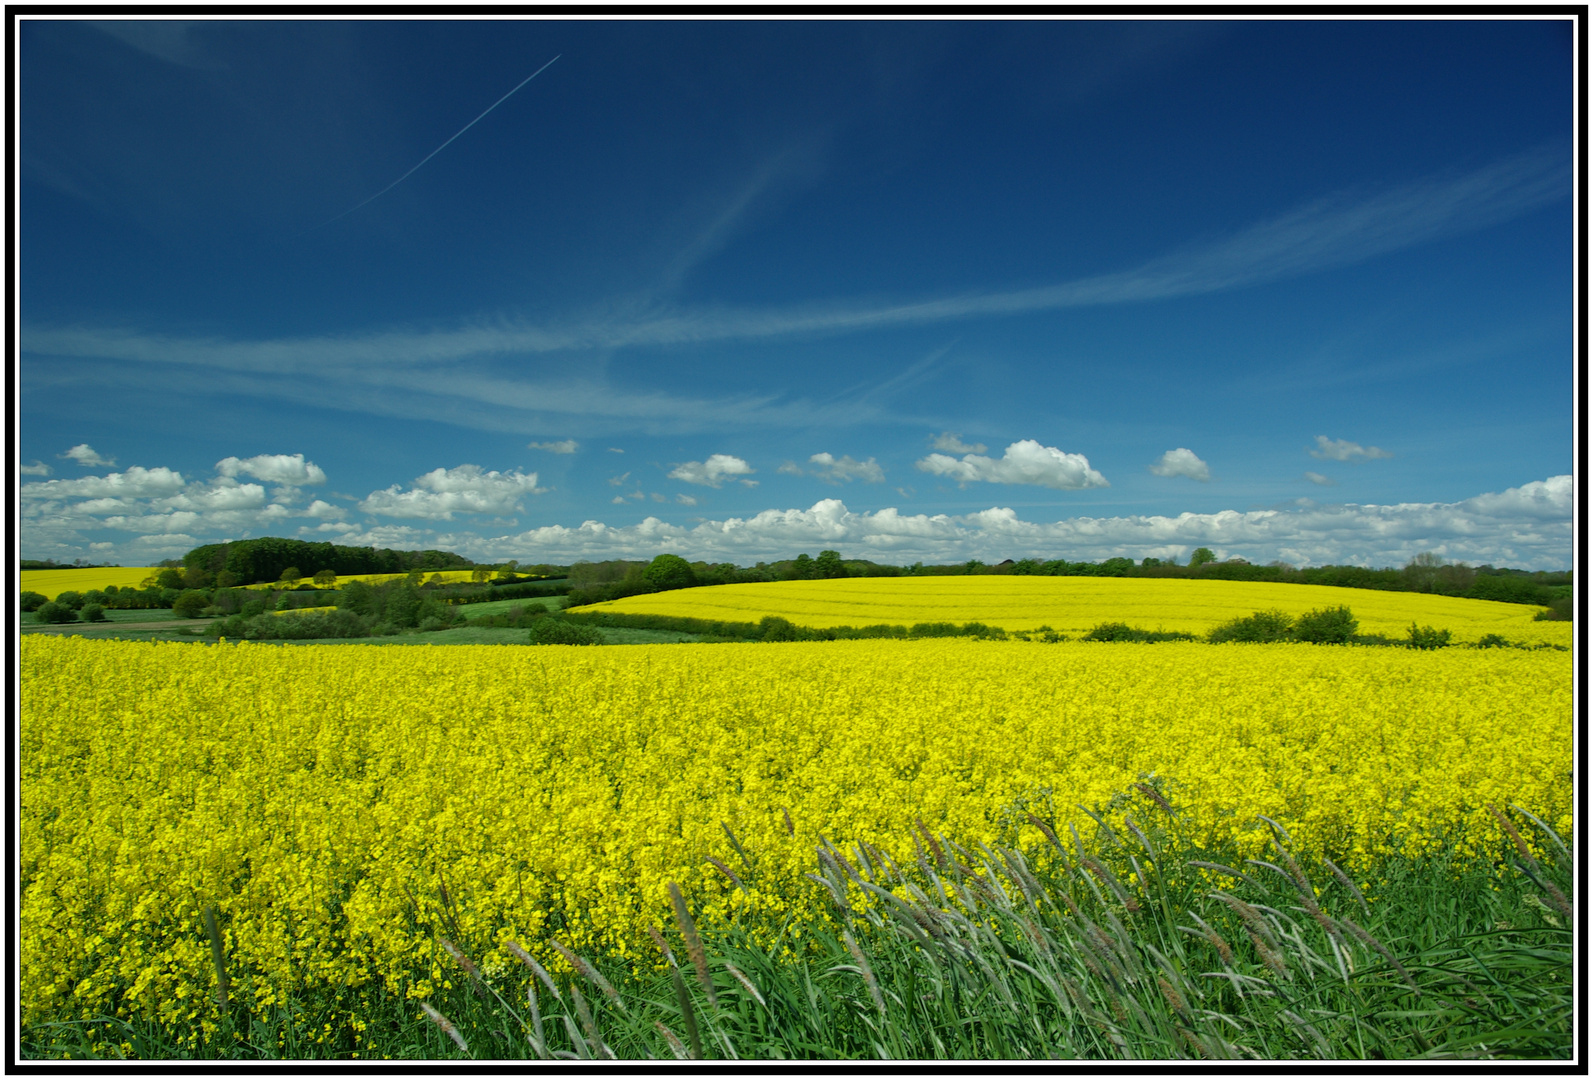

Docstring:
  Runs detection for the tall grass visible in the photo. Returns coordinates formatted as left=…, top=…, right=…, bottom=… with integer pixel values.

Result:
left=27, top=800, right=1570, bottom=1061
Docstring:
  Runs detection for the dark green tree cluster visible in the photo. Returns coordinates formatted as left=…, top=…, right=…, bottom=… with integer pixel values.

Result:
left=181, top=537, right=473, bottom=588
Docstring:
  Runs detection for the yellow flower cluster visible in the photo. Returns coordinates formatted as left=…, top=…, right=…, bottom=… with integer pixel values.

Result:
left=575, top=576, right=1571, bottom=645
left=20, top=634, right=1569, bottom=1037
left=242, top=569, right=483, bottom=591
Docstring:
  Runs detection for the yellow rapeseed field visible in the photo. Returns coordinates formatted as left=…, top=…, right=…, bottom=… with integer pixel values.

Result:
left=574, top=576, right=1571, bottom=645
left=20, top=634, right=1570, bottom=1041
left=19, top=568, right=161, bottom=598
left=241, top=570, right=482, bottom=591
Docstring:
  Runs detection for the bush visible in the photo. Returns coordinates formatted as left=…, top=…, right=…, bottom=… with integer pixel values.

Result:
left=1534, top=596, right=1573, bottom=621
left=78, top=603, right=107, bottom=623
left=1083, top=622, right=1146, bottom=642
left=1208, top=609, right=1294, bottom=644
left=171, top=590, right=211, bottom=619
left=643, top=553, right=698, bottom=591
left=33, top=602, right=76, bottom=624
left=20, top=591, right=48, bottom=612
left=54, top=591, right=84, bottom=611
left=418, top=616, right=447, bottom=633
left=529, top=618, right=603, bottom=645
left=1406, top=623, right=1452, bottom=650
left=1475, top=633, right=1512, bottom=649
left=1292, top=606, right=1358, bottom=644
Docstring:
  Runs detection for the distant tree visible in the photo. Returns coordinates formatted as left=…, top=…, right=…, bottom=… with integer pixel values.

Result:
left=171, top=590, right=211, bottom=619
left=786, top=554, right=815, bottom=581
left=813, top=550, right=848, bottom=579
left=1188, top=547, right=1217, bottom=567
left=183, top=565, right=213, bottom=590
left=54, top=591, right=85, bottom=611
left=215, top=570, right=240, bottom=588
left=155, top=568, right=185, bottom=591
left=964, top=559, right=988, bottom=575
left=472, top=567, right=493, bottom=583
left=278, top=566, right=302, bottom=585
left=313, top=569, right=337, bottom=587
left=644, top=553, right=698, bottom=591
left=20, top=591, right=48, bottom=612
left=34, top=602, right=76, bottom=624
left=78, top=603, right=108, bottom=623
left=1141, top=557, right=1162, bottom=568
left=495, top=561, right=520, bottom=582
left=1292, top=606, right=1358, bottom=644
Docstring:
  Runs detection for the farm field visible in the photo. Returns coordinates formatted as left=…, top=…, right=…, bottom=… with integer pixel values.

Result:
left=574, top=576, right=1571, bottom=646
left=20, top=567, right=160, bottom=598
left=20, top=632, right=1571, bottom=1059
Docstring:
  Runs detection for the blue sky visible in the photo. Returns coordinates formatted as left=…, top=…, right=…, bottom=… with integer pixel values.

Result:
left=17, top=17, right=1576, bottom=569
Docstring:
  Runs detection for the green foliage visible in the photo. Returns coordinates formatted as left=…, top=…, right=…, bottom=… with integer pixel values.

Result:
left=1208, top=609, right=1295, bottom=644
left=78, top=603, right=107, bottom=623
left=154, top=569, right=185, bottom=591
left=33, top=602, right=76, bottom=624
left=171, top=590, right=211, bottom=619
left=1292, top=605, right=1358, bottom=644
left=312, top=569, right=337, bottom=587
left=183, top=537, right=473, bottom=587
left=20, top=591, right=48, bottom=612
left=1188, top=546, right=1217, bottom=567
left=1083, top=622, right=1198, bottom=643
left=529, top=618, right=604, bottom=645
left=53, top=591, right=84, bottom=611
left=785, top=554, right=815, bottom=581
left=644, top=554, right=699, bottom=591
left=812, top=550, right=848, bottom=579
left=1406, top=623, right=1453, bottom=650
left=1534, top=596, right=1573, bottom=621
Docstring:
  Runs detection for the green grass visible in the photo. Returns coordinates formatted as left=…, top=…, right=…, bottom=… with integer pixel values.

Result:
left=21, top=800, right=1570, bottom=1062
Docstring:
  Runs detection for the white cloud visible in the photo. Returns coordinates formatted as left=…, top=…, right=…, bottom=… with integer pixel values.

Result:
left=61, top=444, right=115, bottom=467
left=1310, top=436, right=1393, bottom=462
left=612, top=495, right=626, bottom=504
left=608, top=448, right=625, bottom=454
left=21, top=465, right=187, bottom=500
left=359, top=464, right=546, bottom=521
left=215, top=453, right=327, bottom=486
left=528, top=439, right=579, bottom=454
left=676, top=493, right=698, bottom=506
left=917, top=440, right=1109, bottom=490
left=303, top=499, right=346, bottom=520
left=19, top=460, right=52, bottom=476
left=808, top=453, right=886, bottom=484
left=608, top=472, right=631, bottom=486
left=1304, top=471, right=1337, bottom=487
left=669, top=454, right=756, bottom=488
left=455, top=476, right=1572, bottom=570
left=932, top=432, right=987, bottom=455
left=777, top=461, right=805, bottom=476
left=1148, top=448, right=1211, bottom=482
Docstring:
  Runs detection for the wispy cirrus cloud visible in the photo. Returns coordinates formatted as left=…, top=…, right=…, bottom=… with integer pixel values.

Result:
left=20, top=146, right=1568, bottom=437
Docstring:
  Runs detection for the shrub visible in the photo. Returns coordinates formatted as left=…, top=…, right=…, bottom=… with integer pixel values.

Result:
left=1534, top=596, right=1573, bottom=621
left=78, top=603, right=107, bottom=623
left=54, top=591, right=84, bottom=611
left=171, top=590, right=211, bottom=619
left=1083, top=622, right=1146, bottom=642
left=33, top=602, right=76, bottom=624
left=1475, top=633, right=1512, bottom=649
left=1292, top=605, right=1358, bottom=644
left=418, top=616, right=446, bottom=633
left=1406, top=623, right=1453, bottom=650
left=1208, top=609, right=1294, bottom=644
left=529, top=618, right=603, bottom=646
left=643, top=553, right=698, bottom=591
left=20, top=591, right=48, bottom=612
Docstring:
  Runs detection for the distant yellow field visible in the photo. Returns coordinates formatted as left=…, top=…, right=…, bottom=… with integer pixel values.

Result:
left=574, top=575, right=1571, bottom=645
left=241, top=569, right=481, bottom=591
left=19, top=568, right=160, bottom=598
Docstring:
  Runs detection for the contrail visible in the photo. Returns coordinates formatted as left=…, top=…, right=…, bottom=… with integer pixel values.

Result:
left=311, top=53, right=561, bottom=230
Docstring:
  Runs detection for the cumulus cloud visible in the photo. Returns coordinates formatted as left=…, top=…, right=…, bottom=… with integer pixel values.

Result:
left=528, top=439, right=579, bottom=454
left=19, top=460, right=52, bottom=476
left=782, top=452, right=886, bottom=484
left=446, top=475, right=1571, bottom=570
left=932, top=432, right=987, bottom=455
left=1148, top=448, right=1211, bottom=482
left=20, top=465, right=187, bottom=500
left=669, top=454, right=756, bottom=488
left=676, top=493, right=698, bottom=506
left=359, top=464, right=546, bottom=521
left=1310, top=436, right=1392, bottom=462
left=1304, top=471, right=1337, bottom=486
left=303, top=499, right=346, bottom=519
left=61, top=443, right=115, bottom=467
left=917, top=440, right=1109, bottom=490
left=215, top=452, right=327, bottom=486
